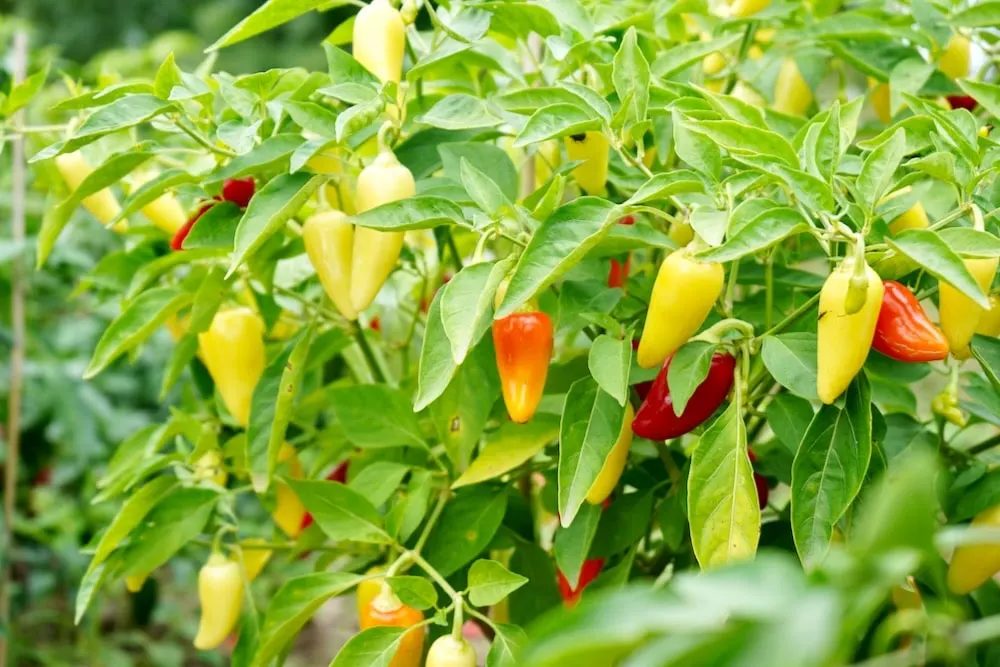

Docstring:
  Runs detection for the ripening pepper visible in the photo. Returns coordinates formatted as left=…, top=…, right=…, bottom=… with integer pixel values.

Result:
left=948, top=504, right=1000, bottom=595
left=360, top=584, right=425, bottom=667
left=774, top=58, right=813, bottom=116
left=353, top=0, right=406, bottom=84
left=426, top=635, right=478, bottom=667
left=194, top=449, right=228, bottom=487
left=198, top=308, right=266, bottom=427
left=976, top=295, right=1000, bottom=337
left=938, top=34, right=971, bottom=80
left=948, top=95, right=977, bottom=112
left=868, top=78, right=892, bottom=124
left=939, top=257, right=999, bottom=358
left=301, top=461, right=349, bottom=531
left=303, top=210, right=358, bottom=320
left=55, top=151, right=126, bottom=230
left=240, top=538, right=272, bottom=582
left=730, top=0, right=770, bottom=17
left=493, top=303, right=553, bottom=424
left=636, top=249, right=724, bottom=370
left=557, top=557, right=604, bottom=607
left=193, top=552, right=244, bottom=650
left=872, top=281, right=949, bottom=363
left=222, top=177, right=255, bottom=208
left=817, top=258, right=883, bottom=404
left=607, top=256, right=630, bottom=289
left=272, top=444, right=307, bottom=538
left=351, top=149, right=416, bottom=313
left=632, top=353, right=736, bottom=440
left=356, top=566, right=386, bottom=620
left=884, top=188, right=929, bottom=234
left=564, top=132, right=609, bottom=196
left=586, top=403, right=636, bottom=505
left=132, top=171, right=187, bottom=234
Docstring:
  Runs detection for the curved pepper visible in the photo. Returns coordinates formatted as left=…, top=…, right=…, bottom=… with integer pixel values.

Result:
left=222, top=177, right=255, bottom=208
left=564, top=132, right=609, bottom=196
left=303, top=210, right=358, bottom=320
left=586, top=403, right=636, bottom=505
left=360, top=584, right=425, bottom=667
left=557, top=557, right=604, bottom=608
left=940, top=257, right=999, bottom=358
left=774, top=57, right=812, bottom=116
left=817, top=258, right=883, bottom=404
left=730, top=0, right=770, bottom=17
left=193, top=552, right=244, bottom=650
left=353, top=0, right=406, bottom=84
left=636, top=249, right=724, bottom=370
left=272, top=444, right=307, bottom=538
left=938, top=34, right=970, bottom=80
left=426, top=635, right=478, bottom=667
left=493, top=305, right=553, bottom=424
left=55, top=151, right=126, bottom=230
left=948, top=504, right=1000, bottom=595
left=632, top=353, right=736, bottom=440
left=240, top=538, right=273, bottom=582
left=132, top=171, right=187, bottom=234
left=872, top=281, right=949, bottom=363
left=976, top=295, right=1000, bottom=337
left=351, top=149, right=416, bottom=313
left=198, top=308, right=266, bottom=426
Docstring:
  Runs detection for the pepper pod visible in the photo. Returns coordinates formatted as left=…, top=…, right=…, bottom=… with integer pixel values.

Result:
left=198, top=308, right=266, bottom=427
left=632, top=353, right=736, bottom=440
left=359, top=582, right=425, bottom=667
left=872, top=281, right=949, bottom=362
left=193, top=552, right=244, bottom=650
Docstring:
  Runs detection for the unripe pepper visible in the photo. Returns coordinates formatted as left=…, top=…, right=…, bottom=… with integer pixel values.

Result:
left=884, top=188, right=928, bottom=234
left=564, top=132, right=609, bottom=196
left=938, top=34, right=970, bottom=80
left=353, top=0, right=406, bottom=84
left=426, top=635, right=478, bottom=667
left=816, top=257, right=883, bottom=404
left=351, top=149, right=416, bottom=313
left=636, top=249, right=724, bottom=369
left=940, top=257, right=999, bottom=358
left=360, top=584, right=425, bottom=667
left=303, top=210, right=358, bottom=320
left=193, top=552, right=244, bottom=650
left=586, top=403, right=635, bottom=505
left=730, top=0, right=770, bottom=17
left=55, top=151, right=126, bottom=230
left=632, top=353, right=735, bottom=440
left=668, top=221, right=695, bottom=247
left=932, top=390, right=966, bottom=427
left=197, top=308, right=266, bottom=427
left=774, top=58, right=812, bottom=116
left=976, top=295, right=1000, bottom=337
left=272, top=444, right=307, bottom=538
left=493, top=303, right=553, bottom=423
left=948, top=504, right=1000, bottom=594
left=872, top=281, right=949, bottom=363
left=557, top=557, right=604, bottom=607
left=222, top=177, right=255, bottom=208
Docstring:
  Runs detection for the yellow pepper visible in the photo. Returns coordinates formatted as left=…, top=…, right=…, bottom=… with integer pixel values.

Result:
left=564, top=132, right=609, bottom=196
left=356, top=566, right=386, bottom=619
left=774, top=58, right=813, bottom=116
left=197, top=308, right=266, bottom=427
left=353, top=0, right=406, bottom=84
left=948, top=504, right=1000, bottom=595
left=240, top=538, right=273, bottom=582
left=669, top=221, right=695, bottom=247
left=309, top=153, right=356, bottom=215
left=938, top=34, right=971, bottom=80
left=132, top=170, right=187, bottom=234
left=940, top=257, right=999, bottom=358
left=193, top=552, right=244, bottom=650
left=884, top=188, right=929, bottom=234
left=817, top=257, right=883, bottom=404
left=868, top=78, right=892, bottom=125
left=303, top=210, right=358, bottom=320
left=271, top=444, right=307, bottom=538
left=585, top=403, right=635, bottom=505
left=730, top=0, right=771, bottom=17
left=976, top=295, right=1000, bottom=337
left=55, top=151, right=126, bottom=231
left=637, top=249, right=725, bottom=369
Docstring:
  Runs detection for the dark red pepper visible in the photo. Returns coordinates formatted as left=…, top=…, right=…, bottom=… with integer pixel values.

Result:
left=171, top=202, right=213, bottom=251
left=222, top=177, right=255, bottom=208
left=618, top=215, right=635, bottom=226
left=300, top=461, right=349, bottom=530
left=872, top=281, right=948, bottom=363
left=947, top=95, right=977, bottom=112
left=631, top=353, right=736, bottom=440
left=748, top=450, right=769, bottom=510
left=607, top=255, right=630, bottom=289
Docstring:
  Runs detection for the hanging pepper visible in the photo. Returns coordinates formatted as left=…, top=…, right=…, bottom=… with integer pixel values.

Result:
left=356, top=566, right=387, bottom=620
left=301, top=461, right=350, bottom=531
left=493, top=284, right=553, bottom=423
left=353, top=0, right=406, bottom=84
left=868, top=78, right=892, bottom=124
left=817, top=254, right=883, bottom=404
left=272, top=444, right=307, bottom=538
left=730, top=0, right=770, bottom=17
left=221, top=177, right=255, bottom=208
left=632, top=353, right=736, bottom=440
left=193, top=552, right=244, bottom=650
left=607, top=256, right=630, bottom=289
left=938, top=34, right=970, bottom=80
left=586, top=403, right=636, bottom=505
left=557, top=557, right=604, bottom=607
left=240, top=538, right=273, bottom=582
left=55, top=151, right=126, bottom=230
left=351, top=149, right=416, bottom=313
left=773, top=57, right=813, bottom=116
left=426, top=635, right=478, bottom=667
left=564, top=132, right=609, bottom=196
left=636, top=249, right=724, bottom=370
left=884, top=188, right=929, bottom=234
left=132, top=171, right=187, bottom=234
left=940, top=257, right=999, bottom=358
left=198, top=308, right=266, bottom=426
left=303, top=210, right=358, bottom=320
left=668, top=221, right=695, bottom=247
left=359, top=583, right=425, bottom=667
left=948, top=95, right=977, bottom=111
left=948, top=504, right=1000, bottom=595
left=872, top=281, right=949, bottom=363
left=976, top=295, right=1000, bottom=337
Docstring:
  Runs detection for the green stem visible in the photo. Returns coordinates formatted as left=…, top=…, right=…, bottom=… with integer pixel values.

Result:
left=970, top=434, right=1000, bottom=456
left=445, top=228, right=464, bottom=271
left=765, top=251, right=774, bottom=331
left=759, top=292, right=820, bottom=339
left=414, top=487, right=450, bottom=555
left=353, top=327, right=387, bottom=384
left=175, top=119, right=236, bottom=158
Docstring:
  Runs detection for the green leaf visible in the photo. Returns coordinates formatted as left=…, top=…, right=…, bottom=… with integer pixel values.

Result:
left=229, top=172, right=323, bottom=275
left=441, top=259, right=509, bottom=364
left=348, top=461, right=411, bottom=508
left=183, top=202, right=242, bottom=250
left=188, top=266, right=228, bottom=333
left=386, top=576, right=438, bottom=610
left=667, top=341, right=717, bottom=416
left=323, top=42, right=380, bottom=87
left=971, top=335, right=1000, bottom=397
left=430, top=338, right=500, bottom=469
left=686, top=119, right=799, bottom=167
left=698, top=208, right=808, bottom=263
left=121, top=488, right=217, bottom=577
left=888, top=229, right=991, bottom=307
left=673, top=113, right=723, bottom=181
left=4, top=63, right=49, bottom=115
left=476, top=1, right=560, bottom=38
left=553, top=501, right=602, bottom=589
left=75, top=560, right=113, bottom=624
left=330, top=627, right=410, bottom=667
left=888, top=59, right=934, bottom=118
left=623, top=170, right=704, bottom=207
left=487, top=624, right=526, bottom=667
left=349, top=196, right=468, bottom=232
left=289, top=479, right=391, bottom=543
left=939, top=228, right=1000, bottom=258
left=421, top=94, right=501, bottom=130
left=558, top=377, right=627, bottom=527
left=160, top=334, right=198, bottom=400
left=766, top=393, right=815, bottom=454
left=209, top=0, right=339, bottom=51
left=439, top=142, right=519, bottom=201
left=651, top=33, right=742, bottom=77
left=857, top=127, right=905, bottom=212
left=207, top=135, right=308, bottom=186
left=468, top=559, right=529, bottom=607
left=612, top=28, right=650, bottom=126
left=591, top=489, right=655, bottom=559
left=330, top=385, right=427, bottom=449
left=512, top=103, right=602, bottom=147
left=497, top=198, right=618, bottom=318
left=415, top=289, right=458, bottom=411
left=254, top=571, right=366, bottom=667
left=957, top=79, right=1000, bottom=120
left=952, top=2, right=1000, bottom=27
left=452, top=416, right=559, bottom=488
left=791, top=376, right=873, bottom=567
left=335, top=95, right=386, bottom=142
left=114, top=169, right=200, bottom=227
left=423, top=486, right=508, bottom=577
left=588, top=335, right=631, bottom=406
left=498, top=87, right=605, bottom=119
left=85, top=288, right=193, bottom=378
left=283, top=100, right=338, bottom=136
left=461, top=158, right=511, bottom=215
left=761, top=333, right=819, bottom=401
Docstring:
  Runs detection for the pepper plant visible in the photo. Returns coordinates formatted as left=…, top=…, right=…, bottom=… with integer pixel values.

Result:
left=7, top=0, right=1000, bottom=664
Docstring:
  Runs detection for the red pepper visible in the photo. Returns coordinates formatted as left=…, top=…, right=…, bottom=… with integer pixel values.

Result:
left=632, top=353, right=736, bottom=440
left=370, top=316, right=382, bottom=332
left=607, top=255, right=630, bottom=289
left=871, top=281, right=949, bottom=363
left=618, top=215, right=635, bottom=226
left=300, top=461, right=349, bottom=531
left=947, top=95, right=977, bottom=111
left=748, top=450, right=769, bottom=510
left=493, top=310, right=553, bottom=424
left=171, top=202, right=213, bottom=251
left=557, top=558, right=604, bottom=608
left=222, top=177, right=255, bottom=208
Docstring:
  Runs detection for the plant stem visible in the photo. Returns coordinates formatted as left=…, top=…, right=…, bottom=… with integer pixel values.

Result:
left=353, top=327, right=387, bottom=384
left=759, top=291, right=820, bottom=339
left=175, top=118, right=236, bottom=158
left=414, top=487, right=450, bottom=555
